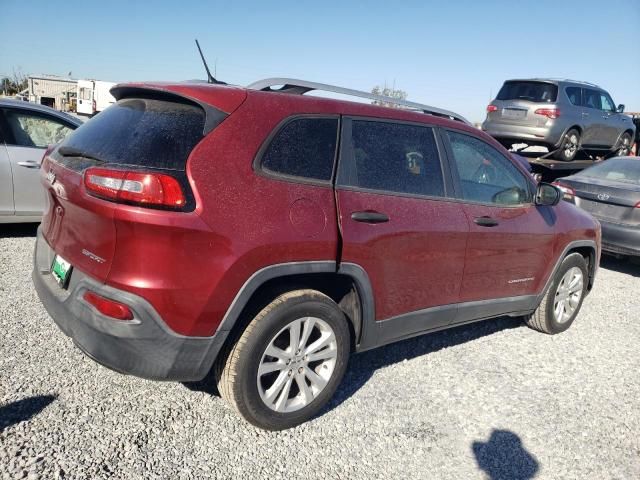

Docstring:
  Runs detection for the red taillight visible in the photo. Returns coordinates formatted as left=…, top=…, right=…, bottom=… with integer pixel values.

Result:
left=487, top=105, right=498, bottom=113
left=84, top=168, right=186, bottom=209
left=552, top=181, right=575, bottom=200
left=635, top=201, right=640, bottom=208
left=83, top=291, right=134, bottom=321
left=535, top=108, right=560, bottom=119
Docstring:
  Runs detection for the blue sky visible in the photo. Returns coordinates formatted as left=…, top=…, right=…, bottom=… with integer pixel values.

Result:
left=1, top=0, right=638, bottom=122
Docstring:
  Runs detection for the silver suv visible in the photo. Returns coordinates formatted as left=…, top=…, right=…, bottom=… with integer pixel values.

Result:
left=482, top=79, right=636, bottom=161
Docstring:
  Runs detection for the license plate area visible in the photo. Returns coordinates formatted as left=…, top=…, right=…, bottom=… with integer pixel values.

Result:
left=51, top=254, right=72, bottom=288
left=502, top=108, right=527, bottom=119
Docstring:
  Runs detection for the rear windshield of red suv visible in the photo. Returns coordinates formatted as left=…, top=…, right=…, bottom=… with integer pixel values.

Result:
left=58, top=97, right=205, bottom=170
left=496, top=81, right=558, bottom=103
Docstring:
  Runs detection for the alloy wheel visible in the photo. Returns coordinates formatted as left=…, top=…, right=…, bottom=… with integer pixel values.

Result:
left=257, top=317, right=337, bottom=413
left=617, top=135, right=631, bottom=156
left=563, top=133, right=578, bottom=157
left=553, top=267, right=584, bottom=324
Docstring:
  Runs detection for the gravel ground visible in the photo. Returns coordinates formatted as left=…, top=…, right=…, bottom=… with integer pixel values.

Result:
left=1, top=224, right=639, bottom=480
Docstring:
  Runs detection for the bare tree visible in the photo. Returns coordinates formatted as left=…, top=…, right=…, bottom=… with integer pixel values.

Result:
left=1, top=68, right=28, bottom=96
left=371, top=84, right=408, bottom=108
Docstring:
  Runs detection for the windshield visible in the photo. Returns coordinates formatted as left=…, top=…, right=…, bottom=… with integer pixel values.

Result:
left=579, top=158, right=640, bottom=185
left=496, top=81, right=558, bottom=103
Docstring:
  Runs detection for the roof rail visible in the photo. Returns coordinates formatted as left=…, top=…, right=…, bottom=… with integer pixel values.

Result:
left=531, top=78, right=601, bottom=88
left=247, top=78, right=471, bottom=125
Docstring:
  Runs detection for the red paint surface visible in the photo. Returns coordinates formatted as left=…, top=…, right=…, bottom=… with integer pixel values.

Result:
left=40, top=82, right=601, bottom=338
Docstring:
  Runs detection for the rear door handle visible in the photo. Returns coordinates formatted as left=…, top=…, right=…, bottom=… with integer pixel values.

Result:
left=17, top=161, right=41, bottom=169
left=581, top=112, right=589, bottom=117
left=474, top=216, right=499, bottom=227
left=351, top=211, right=389, bottom=224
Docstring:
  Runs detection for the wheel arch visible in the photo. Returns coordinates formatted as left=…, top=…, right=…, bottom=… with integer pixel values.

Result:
left=613, top=129, right=635, bottom=150
left=213, top=262, right=375, bottom=359
left=540, top=241, right=598, bottom=301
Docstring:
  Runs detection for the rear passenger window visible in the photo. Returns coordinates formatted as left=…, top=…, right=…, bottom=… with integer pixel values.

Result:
left=584, top=89, right=602, bottom=110
left=340, top=120, right=444, bottom=197
left=566, top=87, right=582, bottom=106
left=260, top=117, right=338, bottom=181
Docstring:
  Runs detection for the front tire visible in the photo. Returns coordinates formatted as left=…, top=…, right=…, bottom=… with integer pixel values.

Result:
left=217, top=290, right=351, bottom=430
left=525, top=253, right=588, bottom=334
left=614, top=132, right=632, bottom=157
left=554, top=129, right=580, bottom=161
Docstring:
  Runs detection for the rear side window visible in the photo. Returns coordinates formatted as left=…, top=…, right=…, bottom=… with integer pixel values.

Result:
left=566, top=87, right=583, bottom=106
left=2, top=109, right=74, bottom=148
left=260, top=117, right=338, bottom=182
left=59, top=97, right=206, bottom=170
left=339, top=120, right=445, bottom=198
left=496, top=81, right=558, bottom=103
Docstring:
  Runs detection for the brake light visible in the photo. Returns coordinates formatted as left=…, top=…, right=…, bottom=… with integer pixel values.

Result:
left=635, top=201, right=640, bottom=208
left=84, top=168, right=186, bottom=209
left=552, top=182, right=575, bottom=200
left=487, top=105, right=498, bottom=113
left=535, top=108, right=560, bottom=119
left=83, top=291, right=134, bottom=320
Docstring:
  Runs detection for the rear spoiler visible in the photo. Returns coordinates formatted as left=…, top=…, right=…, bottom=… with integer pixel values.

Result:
left=110, top=85, right=228, bottom=135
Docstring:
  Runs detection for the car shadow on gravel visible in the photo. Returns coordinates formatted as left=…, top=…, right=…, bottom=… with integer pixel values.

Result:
left=0, top=223, right=39, bottom=238
left=600, top=255, right=640, bottom=277
left=472, top=429, right=539, bottom=480
left=323, top=316, right=524, bottom=414
left=0, top=394, right=57, bottom=433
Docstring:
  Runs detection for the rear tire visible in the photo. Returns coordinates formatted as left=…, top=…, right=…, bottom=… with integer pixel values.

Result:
left=554, top=129, right=580, bottom=161
left=525, top=253, right=588, bottom=334
left=216, top=289, right=351, bottom=430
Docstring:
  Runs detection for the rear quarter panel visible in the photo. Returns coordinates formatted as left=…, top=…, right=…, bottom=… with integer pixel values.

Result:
left=185, top=93, right=342, bottom=335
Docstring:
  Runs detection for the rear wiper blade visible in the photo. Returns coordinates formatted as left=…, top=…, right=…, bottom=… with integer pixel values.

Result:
left=57, top=146, right=103, bottom=162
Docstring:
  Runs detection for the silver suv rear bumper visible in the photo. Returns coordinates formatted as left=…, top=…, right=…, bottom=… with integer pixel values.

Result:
left=481, top=121, right=566, bottom=147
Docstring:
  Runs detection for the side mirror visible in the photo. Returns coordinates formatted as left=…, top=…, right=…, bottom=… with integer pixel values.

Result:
left=617, top=104, right=625, bottom=113
left=535, top=183, right=561, bottom=206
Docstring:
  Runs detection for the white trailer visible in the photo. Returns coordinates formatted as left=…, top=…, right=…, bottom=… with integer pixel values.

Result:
left=77, top=80, right=116, bottom=116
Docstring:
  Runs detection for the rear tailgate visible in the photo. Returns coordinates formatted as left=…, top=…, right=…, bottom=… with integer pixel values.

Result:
left=40, top=155, right=117, bottom=281
left=40, top=85, right=246, bottom=284
left=488, top=81, right=559, bottom=127
left=564, top=178, right=640, bottom=225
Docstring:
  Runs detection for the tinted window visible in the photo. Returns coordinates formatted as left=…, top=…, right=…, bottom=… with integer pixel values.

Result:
left=496, top=81, right=557, bottom=103
left=584, top=89, right=602, bottom=110
left=447, top=131, right=531, bottom=205
left=58, top=97, right=205, bottom=170
left=3, top=109, right=74, bottom=148
left=579, top=158, right=640, bottom=185
left=566, top=87, right=582, bottom=106
left=261, top=117, right=338, bottom=181
left=341, top=120, right=444, bottom=197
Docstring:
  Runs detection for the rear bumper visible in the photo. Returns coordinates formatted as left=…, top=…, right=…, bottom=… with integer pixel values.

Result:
left=599, top=220, right=640, bottom=256
left=481, top=121, right=564, bottom=147
left=32, top=227, right=224, bottom=381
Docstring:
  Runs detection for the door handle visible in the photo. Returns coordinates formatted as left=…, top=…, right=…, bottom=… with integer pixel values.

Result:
left=17, top=161, right=41, bottom=169
left=351, top=211, right=389, bottom=224
left=474, top=216, right=499, bottom=227
left=581, top=112, right=589, bottom=117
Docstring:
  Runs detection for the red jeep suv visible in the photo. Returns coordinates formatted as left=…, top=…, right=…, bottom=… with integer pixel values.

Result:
left=33, top=78, right=600, bottom=430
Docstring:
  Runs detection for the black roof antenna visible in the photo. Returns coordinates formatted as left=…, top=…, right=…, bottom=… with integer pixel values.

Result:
left=195, top=39, right=226, bottom=85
